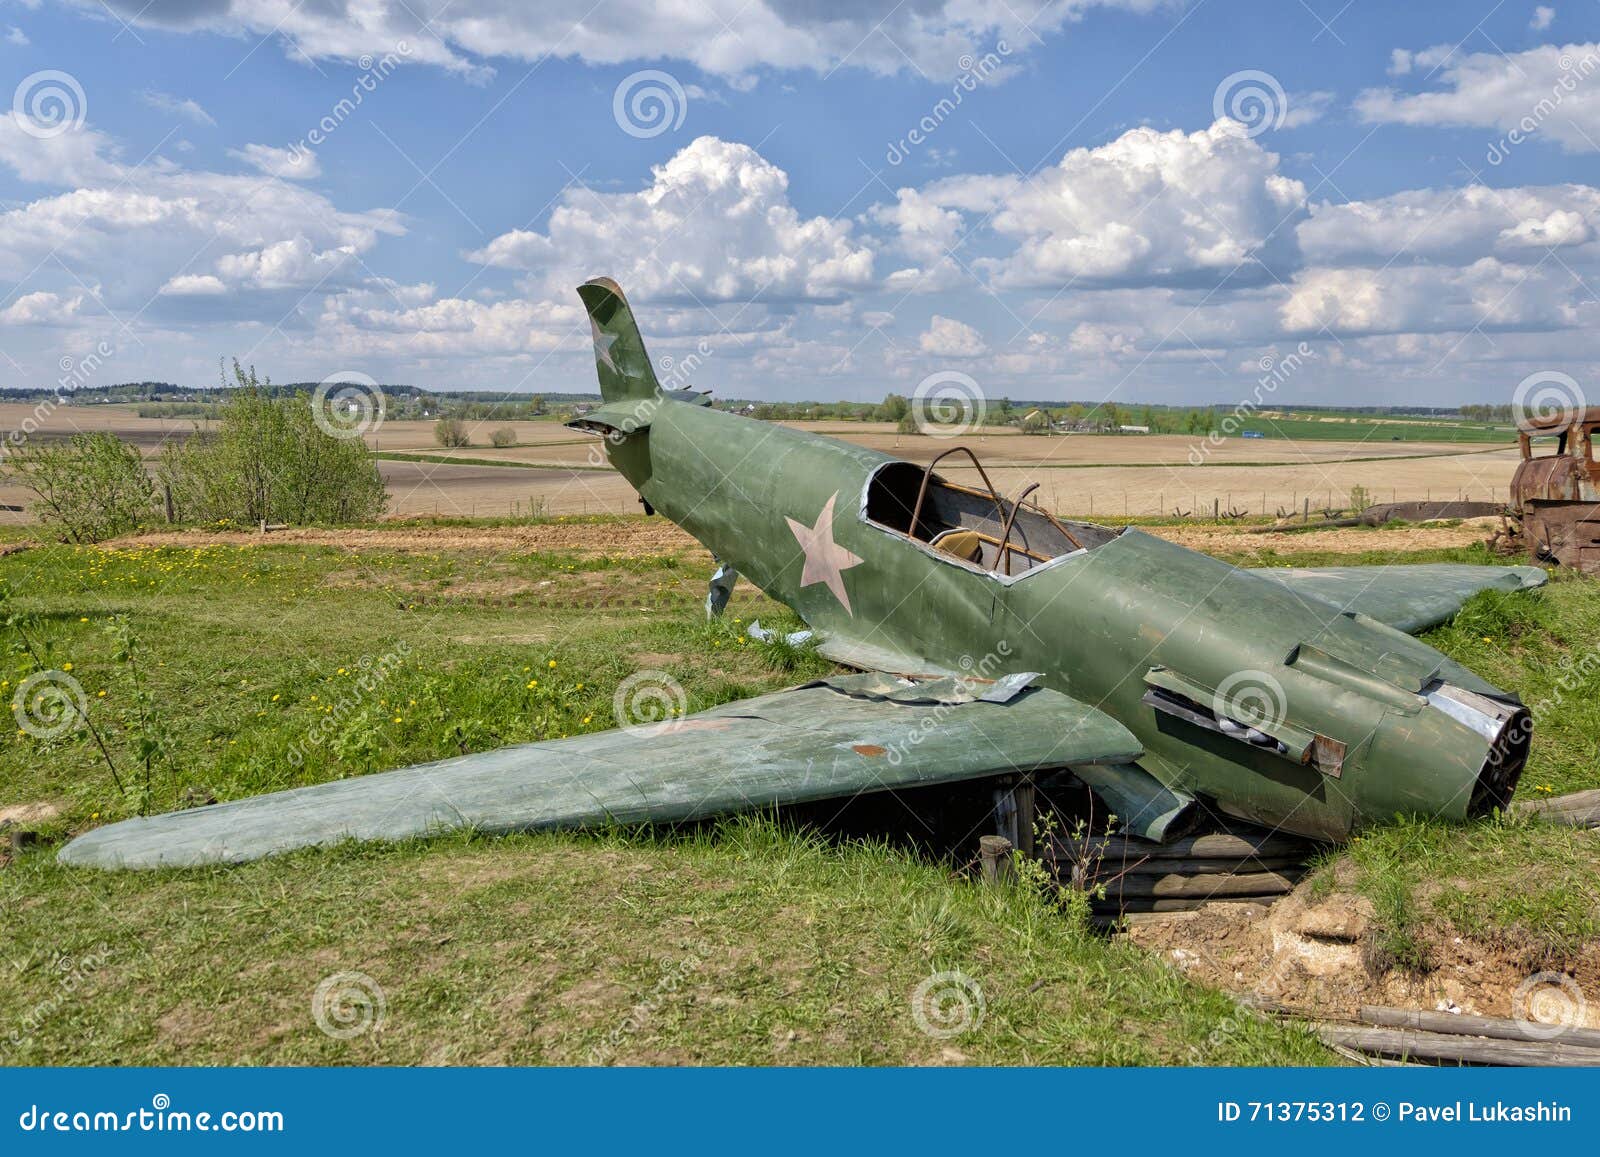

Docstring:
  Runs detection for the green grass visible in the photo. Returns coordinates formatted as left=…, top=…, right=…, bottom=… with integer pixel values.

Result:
left=0, top=534, right=1326, bottom=1065
left=3, top=526, right=1596, bottom=1062
left=1235, top=414, right=1516, bottom=444
left=0, top=821, right=1328, bottom=1065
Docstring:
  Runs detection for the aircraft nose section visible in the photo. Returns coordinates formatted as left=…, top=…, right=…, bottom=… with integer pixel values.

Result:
left=1355, top=681, right=1531, bottom=826
left=1422, top=681, right=1531, bottom=816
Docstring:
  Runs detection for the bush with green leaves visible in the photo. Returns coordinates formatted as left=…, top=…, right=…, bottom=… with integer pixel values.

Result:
left=159, top=362, right=387, bottom=526
left=490, top=427, right=516, bottom=448
left=435, top=418, right=470, bottom=447
left=2, top=431, right=154, bottom=543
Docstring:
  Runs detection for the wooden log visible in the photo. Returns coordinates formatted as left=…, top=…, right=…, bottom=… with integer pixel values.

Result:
left=1097, top=870, right=1300, bottom=900
left=979, top=834, right=1012, bottom=885
left=1514, top=789, right=1600, bottom=828
left=1091, top=855, right=1306, bottom=877
left=1515, top=787, right=1600, bottom=814
left=1091, top=895, right=1286, bottom=915
left=1360, top=1006, right=1600, bottom=1050
left=1315, top=1024, right=1600, bottom=1067
left=1050, top=830, right=1315, bottom=862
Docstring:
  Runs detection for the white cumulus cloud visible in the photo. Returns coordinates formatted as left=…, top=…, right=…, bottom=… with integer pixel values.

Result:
left=1356, top=42, right=1600, bottom=153
left=467, top=136, right=873, bottom=303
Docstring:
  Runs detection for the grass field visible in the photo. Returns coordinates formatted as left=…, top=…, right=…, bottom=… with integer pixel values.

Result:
left=1, top=519, right=1595, bottom=1064
left=1238, top=412, right=1516, bottom=444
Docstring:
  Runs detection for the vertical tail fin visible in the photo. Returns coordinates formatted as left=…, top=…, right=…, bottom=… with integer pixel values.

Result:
left=577, top=277, right=661, bottom=403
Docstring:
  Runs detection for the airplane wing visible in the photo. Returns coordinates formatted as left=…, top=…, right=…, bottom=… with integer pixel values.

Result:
left=1247, top=563, right=1547, bottom=634
left=58, top=673, right=1141, bottom=870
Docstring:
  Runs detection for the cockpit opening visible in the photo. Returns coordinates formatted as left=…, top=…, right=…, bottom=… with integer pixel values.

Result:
left=863, top=451, right=1120, bottom=576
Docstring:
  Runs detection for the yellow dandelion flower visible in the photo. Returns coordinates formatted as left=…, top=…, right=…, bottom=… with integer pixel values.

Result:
left=548, top=660, right=557, bottom=669
left=62, top=662, right=73, bottom=671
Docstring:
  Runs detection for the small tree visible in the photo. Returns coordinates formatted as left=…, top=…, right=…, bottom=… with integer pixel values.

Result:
left=3, top=432, right=153, bottom=542
left=159, top=362, right=387, bottom=526
left=490, top=427, right=516, bottom=448
left=435, top=418, right=470, bottom=447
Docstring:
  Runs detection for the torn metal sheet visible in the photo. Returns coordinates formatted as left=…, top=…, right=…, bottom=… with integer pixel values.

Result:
left=1068, top=762, right=1198, bottom=844
left=745, top=619, right=813, bottom=647
left=819, top=670, right=1042, bottom=706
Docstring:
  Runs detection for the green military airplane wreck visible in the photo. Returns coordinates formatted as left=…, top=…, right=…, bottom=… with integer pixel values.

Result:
left=61, top=278, right=1547, bottom=870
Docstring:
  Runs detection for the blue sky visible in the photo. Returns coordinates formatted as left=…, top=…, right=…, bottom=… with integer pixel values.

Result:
left=3, top=0, right=1600, bottom=406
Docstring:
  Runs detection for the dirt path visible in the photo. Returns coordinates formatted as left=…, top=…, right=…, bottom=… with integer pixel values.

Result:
left=1149, top=518, right=1502, bottom=557
left=97, top=517, right=1502, bottom=560
left=102, top=520, right=706, bottom=558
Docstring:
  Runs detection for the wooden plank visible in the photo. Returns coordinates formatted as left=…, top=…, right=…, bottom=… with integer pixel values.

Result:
left=1515, top=787, right=1600, bottom=813
left=1091, top=895, right=1286, bottom=915
left=1090, top=855, right=1305, bottom=877
left=1514, top=788, right=1600, bottom=828
left=1360, top=1005, right=1600, bottom=1050
left=1049, top=830, right=1315, bottom=862
left=1316, top=1024, right=1600, bottom=1067
left=1099, top=870, right=1300, bottom=899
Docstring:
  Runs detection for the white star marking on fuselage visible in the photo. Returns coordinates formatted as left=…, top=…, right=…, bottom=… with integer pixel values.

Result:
left=785, top=491, right=864, bottom=615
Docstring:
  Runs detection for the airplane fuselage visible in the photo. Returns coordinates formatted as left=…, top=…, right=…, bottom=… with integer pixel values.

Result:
left=604, top=401, right=1526, bottom=842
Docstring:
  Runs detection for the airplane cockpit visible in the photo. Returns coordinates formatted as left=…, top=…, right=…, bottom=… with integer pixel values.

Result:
left=862, top=449, right=1120, bottom=577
